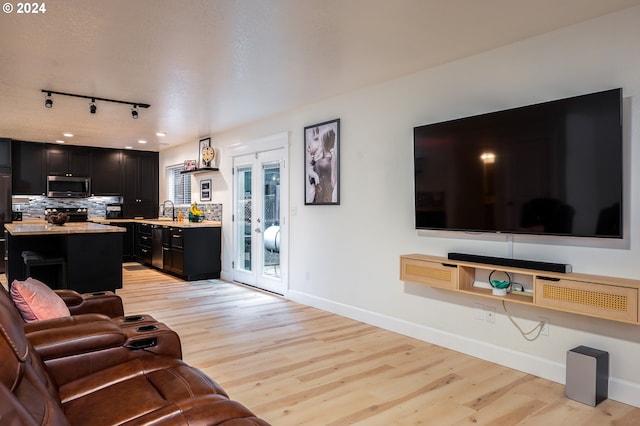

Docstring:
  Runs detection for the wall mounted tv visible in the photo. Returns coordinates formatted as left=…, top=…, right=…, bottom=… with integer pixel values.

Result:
left=413, top=88, right=622, bottom=238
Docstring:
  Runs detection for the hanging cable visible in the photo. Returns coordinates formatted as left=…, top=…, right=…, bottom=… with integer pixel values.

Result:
left=502, top=300, right=546, bottom=341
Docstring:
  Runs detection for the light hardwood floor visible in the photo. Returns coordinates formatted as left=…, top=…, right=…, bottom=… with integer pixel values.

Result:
left=62, top=265, right=640, bottom=424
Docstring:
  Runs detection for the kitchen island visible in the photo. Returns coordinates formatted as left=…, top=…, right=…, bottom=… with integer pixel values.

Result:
left=4, top=221, right=125, bottom=293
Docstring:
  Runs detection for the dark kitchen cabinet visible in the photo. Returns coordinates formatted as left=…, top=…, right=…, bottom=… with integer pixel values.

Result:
left=109, top=221, right=135, bottom=261
left=161, top=225, right=220, bottom=280
left=135, top=223, right=152, bottom=265
left=47, top=145, right=91, bottom=177
left=0, top=138, right=11, bottom=172
left=12, top=141, right=46, bottom=195
left=91, top=148, right=122, bottom=195
left=122, top=151, right=158, bottom=219
left=162, top=226, right=184, bottom=276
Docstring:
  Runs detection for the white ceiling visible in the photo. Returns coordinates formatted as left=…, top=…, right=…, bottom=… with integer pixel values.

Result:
left=1, top=0, right=639, bottom=152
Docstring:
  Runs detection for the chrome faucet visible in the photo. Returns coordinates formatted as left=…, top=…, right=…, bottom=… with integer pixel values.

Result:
left=162, top=200, right=175, bottom=221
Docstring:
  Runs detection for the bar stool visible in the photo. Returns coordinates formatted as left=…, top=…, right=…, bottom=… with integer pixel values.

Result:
left=21, top=251, right=67, bottom=289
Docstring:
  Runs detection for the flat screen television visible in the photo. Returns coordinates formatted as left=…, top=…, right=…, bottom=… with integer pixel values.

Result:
left=413, top=88, right=623, bottom=238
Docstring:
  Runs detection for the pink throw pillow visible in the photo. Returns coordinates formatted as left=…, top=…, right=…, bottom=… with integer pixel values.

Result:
left=10, top=277, right=70, bottom=322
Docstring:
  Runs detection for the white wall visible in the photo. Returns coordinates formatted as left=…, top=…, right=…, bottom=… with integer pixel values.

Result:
left=160, top=7, right=640, bottom=407
left=159, top=142, right=227, bottom=206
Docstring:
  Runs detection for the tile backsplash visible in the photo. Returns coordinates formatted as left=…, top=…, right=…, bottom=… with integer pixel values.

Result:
left=12, top=195, right=123, bottom=220
left=12, top=195, right=222, bottom=222
left=158, top=202, right=222, bottom=222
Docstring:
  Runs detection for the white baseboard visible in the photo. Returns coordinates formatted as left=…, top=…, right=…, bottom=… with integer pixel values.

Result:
left=287, top=289, right=640, bottom=408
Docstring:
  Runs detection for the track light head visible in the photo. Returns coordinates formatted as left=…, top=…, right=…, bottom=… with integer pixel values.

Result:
left=90, top=99, right=96, bottom=114
left=131, top=104, right=138, bottom=119
left=44, top=92, right=53, bottom=108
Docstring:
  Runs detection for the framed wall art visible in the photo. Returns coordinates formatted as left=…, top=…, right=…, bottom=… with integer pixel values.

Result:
left=304, top=118, right=340, bottom=205
left=200, top=179, right=212, bottom=201
left=198, top=137, right=212, bottom=168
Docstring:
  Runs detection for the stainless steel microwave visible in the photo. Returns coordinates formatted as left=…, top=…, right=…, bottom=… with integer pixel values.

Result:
left=47, top=175, right=91, bottom=198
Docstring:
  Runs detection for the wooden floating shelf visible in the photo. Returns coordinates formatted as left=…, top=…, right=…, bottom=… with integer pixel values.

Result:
left=400, top=253, right=640, bottom=324
left=180, top=167, right=219, bottom=174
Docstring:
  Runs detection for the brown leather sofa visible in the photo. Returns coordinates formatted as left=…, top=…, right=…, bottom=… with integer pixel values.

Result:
left=0, top=286, right=270, bottom=425
left=54, top=289, right=125, bottom=318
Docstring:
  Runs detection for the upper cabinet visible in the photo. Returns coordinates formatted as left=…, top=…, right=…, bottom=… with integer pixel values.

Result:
left=12, top=141, right=46, bottom=195
left=0, top=138, right=11, bottom=172
left=46, top=145, right=91, bottom=177
left=91, top=148, right=122, bottom=196
left=122, top=150, right=159, bottom=218
left=11, top=141, right=159, bottom=212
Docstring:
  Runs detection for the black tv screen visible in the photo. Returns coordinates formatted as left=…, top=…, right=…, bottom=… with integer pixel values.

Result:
left=413, top=88, right=623, bottom=238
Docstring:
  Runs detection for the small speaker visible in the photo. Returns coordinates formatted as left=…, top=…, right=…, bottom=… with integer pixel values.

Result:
left=447, top=252, right=572, bottom=273
left=566, top=346, right=609, bottom=406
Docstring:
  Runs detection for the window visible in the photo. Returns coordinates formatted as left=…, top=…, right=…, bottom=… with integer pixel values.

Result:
left=166, top=164, right=191, bottom=204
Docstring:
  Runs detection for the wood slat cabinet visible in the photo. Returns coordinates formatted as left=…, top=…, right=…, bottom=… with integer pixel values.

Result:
left=400, top=254, right=640, bottom=324
left=400, top=257, right=458, bottom=290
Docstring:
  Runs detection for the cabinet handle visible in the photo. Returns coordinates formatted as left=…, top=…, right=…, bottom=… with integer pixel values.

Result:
left=537, top=276, right=560, bottom=282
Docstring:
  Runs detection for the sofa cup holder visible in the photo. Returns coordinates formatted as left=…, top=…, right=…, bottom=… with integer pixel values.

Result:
left=136, top=325, right=159, bottom=332
left=91, top=291, right=108, bottom=296
left=126, top=338, right=158, bottom=350
left=123, top=315, right=145, bottom=323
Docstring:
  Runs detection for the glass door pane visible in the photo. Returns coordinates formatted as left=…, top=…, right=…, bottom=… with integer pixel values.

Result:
left=236, top=165, right=252, bottom=272
left=262, top=162, right=280, bottom=278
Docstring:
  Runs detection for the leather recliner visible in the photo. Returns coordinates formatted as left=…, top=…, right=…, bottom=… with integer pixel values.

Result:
left=54, top=289, right=125, bottom=318
left=0, top=287, right=270, bottom=425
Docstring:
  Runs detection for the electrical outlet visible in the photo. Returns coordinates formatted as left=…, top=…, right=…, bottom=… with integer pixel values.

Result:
left=485, top=306, right=496, bottom=323
left=473, top=303, right=484, bottom=320
left=539, top=317, right=550, bottom=336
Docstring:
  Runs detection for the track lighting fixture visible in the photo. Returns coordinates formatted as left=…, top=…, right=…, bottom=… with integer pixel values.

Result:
left=41, top=89, right=150, bottom=117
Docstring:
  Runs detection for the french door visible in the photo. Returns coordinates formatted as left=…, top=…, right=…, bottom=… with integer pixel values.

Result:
left=232, top=148, right=287, bottom=295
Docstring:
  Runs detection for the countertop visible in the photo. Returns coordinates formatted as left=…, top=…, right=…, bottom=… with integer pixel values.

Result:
left=5, top=221, right=127, bottom=236
left=92, top=218, right=222, bottom=228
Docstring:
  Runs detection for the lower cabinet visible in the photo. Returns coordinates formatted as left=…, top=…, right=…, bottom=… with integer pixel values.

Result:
left=135, top=223, right=152, bottom=265
left=132, top=223, right=221, bottom=280
left=162, top=227, right=184, bottom=275
left=162, top=226, right=220, bottom=280
left=109, top=222, right=135, bottom=261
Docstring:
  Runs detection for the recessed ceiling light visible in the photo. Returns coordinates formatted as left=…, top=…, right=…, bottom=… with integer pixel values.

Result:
left=124, top=146, right=133, bottom=150
left=138, top=140, right=147, bottom=144
left=156, top=132, right=166, bottom=137
left=56, top=140, right=65, bottom=144
left=63, top=133, right=74, bottom=137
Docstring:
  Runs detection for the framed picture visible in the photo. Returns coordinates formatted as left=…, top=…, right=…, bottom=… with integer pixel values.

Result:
left=304, top=118, right=340, bottom=205
left=183, top=159, right=197, bottom=171
left=198, top=137, right=211, bottom=168
left=200, top=179, right=212, bottom=201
